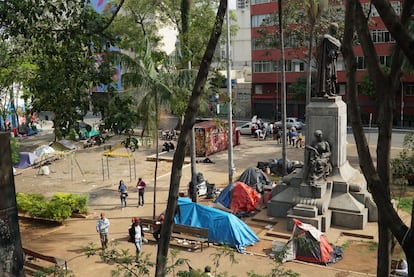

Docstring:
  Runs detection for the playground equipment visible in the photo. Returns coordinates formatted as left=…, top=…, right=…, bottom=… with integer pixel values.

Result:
left=102, top=143, right=136, bottom=182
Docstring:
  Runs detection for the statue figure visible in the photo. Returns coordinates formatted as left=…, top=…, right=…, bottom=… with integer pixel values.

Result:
left=316, top=23, right=341, bottom=97
left=305, top=130, right=332, bottom=186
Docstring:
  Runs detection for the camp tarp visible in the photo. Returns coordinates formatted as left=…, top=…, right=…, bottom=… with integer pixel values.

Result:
left=83, top=128, right=100, bottom=138
left=284, top=219, right=340, bottom=265
left=214, top=181, right=261, bottom=215
left=57, top=140, right=78, bottom=150
left=237, top=167, right=272, bottom=193
left=33, top=145, right=56, bottom=159
left=175, top=197, right=259, bottom=253
left=14, top=152, right=36, bottom=169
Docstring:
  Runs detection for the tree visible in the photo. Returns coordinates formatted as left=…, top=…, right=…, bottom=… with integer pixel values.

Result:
left=0, top=134, right=24, bottom=276
left=0, top=40, right=37, bottom=131
left=155, top=0, right=227, bottom=275
left=157, top=0, right=220, bottom=68
left=342, top=0, right=414, bottom=276
left=0, top=1, right=126, bottom=140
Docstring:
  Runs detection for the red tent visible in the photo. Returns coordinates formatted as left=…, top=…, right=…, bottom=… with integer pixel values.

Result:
left=215, top=181, right=261, bottom=214
left=284, top=219, right=334, bottom=264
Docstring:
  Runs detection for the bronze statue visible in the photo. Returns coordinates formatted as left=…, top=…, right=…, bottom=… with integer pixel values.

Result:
left=305, top=130, right=332, bottom=186
left=316, top=23, right=341, bottom=97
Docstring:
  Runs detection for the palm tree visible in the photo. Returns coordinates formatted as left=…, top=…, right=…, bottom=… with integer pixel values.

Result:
left=122, top=38, right=174, bottom=219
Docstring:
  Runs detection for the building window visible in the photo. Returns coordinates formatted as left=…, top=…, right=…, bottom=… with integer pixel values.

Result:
left=339, top=84, right=346, bottom=96
left=253, top=61, right=278, bottom=73
left=237, top=0, right=249, bottom=9
left=379, top=55, right=391, bottom=67
left=285, top=34, right=303, bottom=48
left=357, top=56, right=366, bottom=69
left=285, top=60, right=306, bottom=72
left=255, top=84, right=263, bottom=94
left=252, top=0, right=275, bottom=4
left=252, top=14, right=275, bottom=27
left=337, top=57, right=345, bottom=71
left=406, top=83, right=414, bottom=96
left=252, top=37, right=276, bottom=50
left=370, top=30, right=395, bottom=43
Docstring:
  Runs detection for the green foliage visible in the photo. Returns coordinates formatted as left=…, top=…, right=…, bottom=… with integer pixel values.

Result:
left=366, top=241, right=378, bottom=252
left=84, top=242, right=187, bottom=276
left=392, top=133, right=414, bottom=183
left=288, top=76, right=314, bottom=99
left=10, top=137, right=19, bottom=164
left=83, top=241, right=298, bottom=277
left=360, top=66, right=391, bottom=102
left=33, top=266, right=74, bottom=277
left=101, top=94, right=138, bottom=135
left=341, top=240, right=350, bottom=249
left=16, top=193, right=46, bottom=213
left=359, top=73, right=376, bottom=101
left=397, top=198, right=413, bottom=213
left=16, top=192, right=88, bottom=221
left=1, top=1, right=122, bottom=140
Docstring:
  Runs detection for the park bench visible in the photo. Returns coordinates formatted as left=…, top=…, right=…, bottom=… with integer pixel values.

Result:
left=23, top=247, right=67, bottom=274
left=171, top=224, right=209, bottom=252
left=138, top=219, right=209, bottom=252
left=140, top=218, right=158, bottom=234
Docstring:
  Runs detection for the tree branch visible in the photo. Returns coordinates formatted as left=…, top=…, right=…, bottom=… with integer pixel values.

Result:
left=371, top=0, right=414, bottom=66
left=93, top=0, right=126, bottom=34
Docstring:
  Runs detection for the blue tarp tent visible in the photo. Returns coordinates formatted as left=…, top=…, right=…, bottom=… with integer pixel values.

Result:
left=14, top=152, right=36, bottom=169
left=174, top=197, right=260, bottom=252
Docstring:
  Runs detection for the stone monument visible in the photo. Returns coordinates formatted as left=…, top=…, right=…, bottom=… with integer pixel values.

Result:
left=267, top=23, right=377, bottom=232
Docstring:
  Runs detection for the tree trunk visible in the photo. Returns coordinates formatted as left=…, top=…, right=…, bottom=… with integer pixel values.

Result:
left=343, top=1, right=414, bottom=275
left=153, top=92, right=159, bottom=219
left=0, top=133, right=25, bottom=276
left=154, top=1, right=227, bottom=276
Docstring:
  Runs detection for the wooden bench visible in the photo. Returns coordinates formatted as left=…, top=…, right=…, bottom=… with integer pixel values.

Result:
left=23, top=247, right=67, bottom=274
left=171, top=224, right=209, bottom=252
left=140, top=218, right=158, bottom=233
left=138, top=219, right=209, bottom=251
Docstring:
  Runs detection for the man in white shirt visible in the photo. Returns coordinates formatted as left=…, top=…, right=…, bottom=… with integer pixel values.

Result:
left=96, top=213, right=110, bottom=250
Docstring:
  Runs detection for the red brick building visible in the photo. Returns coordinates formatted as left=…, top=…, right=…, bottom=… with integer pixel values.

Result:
left=250, top=0, right=414, bottom=126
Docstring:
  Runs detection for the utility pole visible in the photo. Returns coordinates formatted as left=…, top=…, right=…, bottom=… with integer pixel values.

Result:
left=226, top=0, right=235, bottom=184
left=278, top=0, right=287, bottom=175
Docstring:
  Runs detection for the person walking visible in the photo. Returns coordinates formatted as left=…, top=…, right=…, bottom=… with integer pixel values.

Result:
left=118, top=180, right=128, bottom=208
left=136, top=178, right=146, bottom=207
left=96, top=213, right=110, bottom=250
left=131, top=218, right=145, bottom=256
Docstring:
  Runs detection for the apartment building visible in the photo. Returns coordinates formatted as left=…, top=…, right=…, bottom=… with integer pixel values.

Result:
left=250, top=0, right=414, bottom=125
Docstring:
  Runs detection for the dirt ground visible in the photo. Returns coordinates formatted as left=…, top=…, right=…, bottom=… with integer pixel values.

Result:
left=13, top=121, right=409, bottom=276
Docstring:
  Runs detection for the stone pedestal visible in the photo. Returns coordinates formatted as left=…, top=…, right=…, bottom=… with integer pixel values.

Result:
left=268, top=96, right=377, bottom=231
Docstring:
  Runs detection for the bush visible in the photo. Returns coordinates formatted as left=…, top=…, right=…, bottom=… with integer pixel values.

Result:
left=16, top=192, right=89, bottom=221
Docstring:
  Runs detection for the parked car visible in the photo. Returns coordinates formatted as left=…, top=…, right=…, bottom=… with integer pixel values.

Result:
left=237, top=122, right=254, bottom=135
left=275, top=117, right=305, bottom=130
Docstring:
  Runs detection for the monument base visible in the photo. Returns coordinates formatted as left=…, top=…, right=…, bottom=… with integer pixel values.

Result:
left=267, top=96, right=376, bottom=231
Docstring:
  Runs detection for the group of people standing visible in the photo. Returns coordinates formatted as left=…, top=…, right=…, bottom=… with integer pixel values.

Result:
left=287, top=127, right=304, bottom=148
left=95, top=177, right=148, bottom=256
left=252, top=120, right=272, bottom=140
left=96, top=213, right=147, bottom=256
left=117, top=178, right=146, bottom=209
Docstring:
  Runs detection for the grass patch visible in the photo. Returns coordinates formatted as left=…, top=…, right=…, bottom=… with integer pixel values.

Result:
left=397, top=197, right=413, bottom=213
left=366, top=241, right=378, bottom=252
